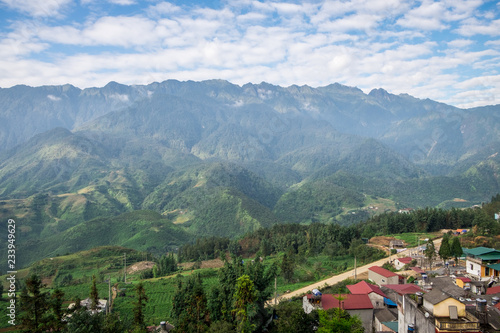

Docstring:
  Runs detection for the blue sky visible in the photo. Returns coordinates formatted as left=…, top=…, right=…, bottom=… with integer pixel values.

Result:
left=0, top=0, right=499, bottom=108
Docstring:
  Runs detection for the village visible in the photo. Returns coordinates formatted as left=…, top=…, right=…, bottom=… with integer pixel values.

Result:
left=302, top=230, right=500, bottom=333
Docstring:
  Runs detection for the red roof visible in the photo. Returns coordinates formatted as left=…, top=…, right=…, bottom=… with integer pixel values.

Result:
left=369, top=266, right=399, bottom=278
left=486, top=285, right=500, bottom=295
left=318, top=294, right=374, bottom=310
left=457, top=277, right=472, bottom=283
left=495, top=302, right=500, bottom=311
left=383, top=284, right=423, bottom=295
left=397, top=257, right=413, bottom=264
left=410, top=267, right=425, bottom=274
left=347, top=281, right=387, bottom=298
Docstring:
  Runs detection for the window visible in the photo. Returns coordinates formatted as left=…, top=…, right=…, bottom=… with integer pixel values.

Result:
left=485, top=267, right=490, bottom=276
left=470, top=264, right=473, bottom=270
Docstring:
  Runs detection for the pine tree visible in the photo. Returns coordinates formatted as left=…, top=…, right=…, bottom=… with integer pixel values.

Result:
left=90, top=275, right=99, bottom=311
left=19, top=274, right=49, bottom=333
left=133, top=282, right=148, bottom=331
left=233, top=275, right=256, bottom=333
left=450, top=237, right=463, bottom=264
left=438, top=233, right=451, bottom=262
left=424, top=239, right=436, bottom=270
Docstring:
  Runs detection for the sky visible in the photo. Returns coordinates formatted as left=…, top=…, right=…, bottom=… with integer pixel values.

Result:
left=0, top=0, right=499, bottom=108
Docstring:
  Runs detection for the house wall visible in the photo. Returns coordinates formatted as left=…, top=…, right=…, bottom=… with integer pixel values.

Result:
left=348, top=309, right=373, bottom=333
left=433, top=299, right=466, bottom=317
left=369, top=270, right=399, bottom=286
left=466, top=259, right=482, bottom=278
left=368, top=292, right=385, bottom=309
left=394, top=259, right=410, bottom=270
left=399, top=295, right=436, bottom=333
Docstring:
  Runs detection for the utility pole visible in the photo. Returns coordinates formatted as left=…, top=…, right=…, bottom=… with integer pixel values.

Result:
left=124, top=253, right=127, bottom=283
left=108, top=275, right=111, bottom=314
left=274, top=276, right=277, bottom=305
left=354, top=256, right=357, bottom=280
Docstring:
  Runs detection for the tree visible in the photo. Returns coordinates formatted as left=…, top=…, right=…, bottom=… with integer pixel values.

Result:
left=62, top=309, right=104, bottom=333
left=424, top=239, right=436, bottom=270
left=133, top=282, right=148, bottom=331
left=19, top=274, right=50, bottom=333
left=233, top=275, right=257, bottom=333
left=172, top=274, right=210, bottom=333
left=269, top=301, right=318, bottom=333
left=49, top=288, right=65, bottom=330
left=90, top=275, right=99, bottom=311
left=316, top=308, right=364, bottom=333
left=280, top=251, right=295, bottom=282
left=450, top=237, right=463, bottom=264
left=438, top=233, right=451, bottom=262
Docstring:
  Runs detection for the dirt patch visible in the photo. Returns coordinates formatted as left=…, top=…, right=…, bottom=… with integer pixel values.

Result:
left=127, top=261, right=155, bottom=274
left=179, top=258, right=225, bottom=270
left=369, top=236, right=397, bottom=247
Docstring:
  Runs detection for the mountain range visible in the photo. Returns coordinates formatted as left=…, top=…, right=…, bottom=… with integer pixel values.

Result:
left=1, top=79, right=499, bottom=268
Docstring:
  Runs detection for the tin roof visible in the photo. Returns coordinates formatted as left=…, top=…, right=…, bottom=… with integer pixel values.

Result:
left=383, top=284, right=423, bottom=295
left=486, top=285, right=500, bottom=295
left=314, top=294, right=374, bottom=310
left=369, top=266, right=400, bottom=278
left=347, top=281, right=387, bottom=298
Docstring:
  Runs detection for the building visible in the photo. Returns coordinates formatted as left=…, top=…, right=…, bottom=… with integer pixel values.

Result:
left=394, top=257, right=414, bottom=270
left=303, top=293, right=374, bottom=332
left=398, top=290, right=481, bottom=333
left=423, top=289, right=481, bottom=333
left=455, top=276, right=472, bottom=288
left=389, top=239, right=405, bottom=249
left=369, top=266, right=405, bottom=285
left=373, top=307, right=397, bottom=332
left=347, top=280, right=388, bottom=309
left=68, top=298, right=108, bottom=314
left=464, top=247, right=500, bottom=280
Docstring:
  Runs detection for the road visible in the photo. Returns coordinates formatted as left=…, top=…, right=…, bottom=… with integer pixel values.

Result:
left=271, top=237, right=442, bottom=304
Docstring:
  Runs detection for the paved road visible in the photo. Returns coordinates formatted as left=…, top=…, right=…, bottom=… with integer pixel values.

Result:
left=271, top=237, right=442, bottom=304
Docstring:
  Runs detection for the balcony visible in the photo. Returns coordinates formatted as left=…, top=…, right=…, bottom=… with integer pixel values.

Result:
left=434, top=311, right=480, bottom=331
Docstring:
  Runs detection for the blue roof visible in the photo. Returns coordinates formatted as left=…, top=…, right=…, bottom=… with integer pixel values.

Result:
left=384, top=297, right=397, bottom=307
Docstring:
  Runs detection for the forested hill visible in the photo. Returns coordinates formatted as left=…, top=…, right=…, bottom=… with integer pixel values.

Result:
left=1, top=80, right=500, bottom=267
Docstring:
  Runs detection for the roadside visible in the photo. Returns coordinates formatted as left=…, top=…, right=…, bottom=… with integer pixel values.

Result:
left=270, top=237, right=443, bottom=304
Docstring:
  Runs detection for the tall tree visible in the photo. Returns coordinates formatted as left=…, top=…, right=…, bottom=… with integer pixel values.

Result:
left=90, top=275, right=99, bottom=311
left=280, top=251, right=295, bottom=282
left=49, top=288, right=65, bottom=331
left=19, top=274, right=49, bottom=333
left=438, top=233, right=451, bottom=262
left=133, top=282, right=148, bottom=332
left=233, top=275, right=257, bottom=333
left=450, top=237, right=463, bottom=264
left=424, top=239, right=436, bottom=270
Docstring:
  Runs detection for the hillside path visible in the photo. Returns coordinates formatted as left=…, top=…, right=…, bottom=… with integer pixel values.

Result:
left=271, top=237, right=442, bottom=305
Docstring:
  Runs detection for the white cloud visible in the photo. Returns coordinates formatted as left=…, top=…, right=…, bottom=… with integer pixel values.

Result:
left=109, top=0, right=135, bottom=5
left=456, top=18, right=500, bottom=36
left=0, top=0, right=71, bottom=17
left=47, top=94, right=61, bottom=101
left=447, top=39, right=473, bottom=48
left=0, top=0, right=498, bottom=108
